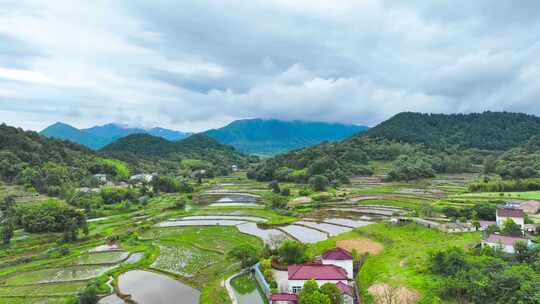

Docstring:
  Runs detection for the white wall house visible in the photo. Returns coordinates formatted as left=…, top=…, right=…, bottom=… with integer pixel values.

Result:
left=496, top=206, right=525, bottom=228
left=321, top=247, right=354, bottom=279
left=271, top=248, right=357, bottom=303
left=130, top=173, right=154, bottom=183
left=93, top=174, right=107, bottom=183
left=288, top=264, right=349, bottom=294
left=482, top=234, right=532, bottom=253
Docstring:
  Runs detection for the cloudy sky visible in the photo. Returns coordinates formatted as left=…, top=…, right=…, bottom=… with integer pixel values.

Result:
left=1, top=0, right=540, bottom=131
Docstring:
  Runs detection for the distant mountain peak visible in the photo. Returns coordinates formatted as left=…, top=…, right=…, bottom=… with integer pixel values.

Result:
left=40, top=122, right=191, bottom=149
left=203, top=118, right=368, bottom=155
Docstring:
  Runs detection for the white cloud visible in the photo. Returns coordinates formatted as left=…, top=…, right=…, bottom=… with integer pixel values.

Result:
left=0, top=0, right=539, bottom=131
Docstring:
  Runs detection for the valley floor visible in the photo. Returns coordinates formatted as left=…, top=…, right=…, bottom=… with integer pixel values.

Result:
left=0, top=170, right=533, bottom=304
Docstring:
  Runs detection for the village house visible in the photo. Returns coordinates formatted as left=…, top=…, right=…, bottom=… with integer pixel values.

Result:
left=496, top=205, right=524, bottom=228
left=271, top=248, right=356, bottom=303
left=93, top=173, right=107, bottom=183
left=129, top=173, right=154, bottom=183
left=270, top=293, right=298, bottom=304
left=321, top=247, right=354, bottom=279
left=482, top=234, right=532, bottom=253
left=519, top=200, right=540, bottom=214
left=288, top=263, right=349, bottom=293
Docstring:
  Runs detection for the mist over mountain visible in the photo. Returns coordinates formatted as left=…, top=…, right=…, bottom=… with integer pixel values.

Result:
left=41, top=119, right=367, bottom=154
left=203, top=118, right=368, bottom=155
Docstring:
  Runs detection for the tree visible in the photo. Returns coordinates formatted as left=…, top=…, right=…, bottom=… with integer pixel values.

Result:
left=514, top=241, right=534, bottom=264
left=486, top=224, right=500, bottom=235
left=173, top=199, right=186, bottom=210
left=309, top=175, right=329, bottom=192
left=270, top=180, right=281, bottom=194
left=228, top=244, right=260, bottom=268
left=277, top=240, right=307, bottom=265
left=77, top=281, right=99, bottom=304
left=502, top=218, right=522, bottom=237
left=0, top=222, right=14, bottom=245
left=271, top=196, right=287, bottom=209
left=320, top=283, right=343, bottom=304
left=281, top=188, right=291, bottom=196
left=299, top=280, right=331, bottom=304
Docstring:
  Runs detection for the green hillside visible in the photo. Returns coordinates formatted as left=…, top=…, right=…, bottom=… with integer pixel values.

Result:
left=249, top=112, right=540, bottom=185
left=100, top=134, right=254, bottom=174
left=367, top=111, right=540, bottom=150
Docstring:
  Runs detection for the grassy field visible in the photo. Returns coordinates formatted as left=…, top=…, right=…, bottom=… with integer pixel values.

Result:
left=355, top=223, right=480, bottom=303
left=455, top=190, right=540, bottom=201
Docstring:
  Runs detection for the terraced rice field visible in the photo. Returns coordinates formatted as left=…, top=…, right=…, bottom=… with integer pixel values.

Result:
left=66, top=251, right=129, bottom=265
left=2, top=265, right=113, bottom=285
left=0, top=281, right=87, bottom=297
left=151, top=244, right=221, bottom=277
left=296, top=221, right=353, bottom=236
left=278, top=224, right=328, bottom=243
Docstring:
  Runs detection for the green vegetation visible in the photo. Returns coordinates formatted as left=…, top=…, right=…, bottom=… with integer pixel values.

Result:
left=366, top=111, right=540, bottom=150
left=230, top=273, right=258, bottom=294
left=101, top=133, right=255, bottom=176
left=355, top=223, right=480, bottom=303
left=429, top=244, right=540, bottom=303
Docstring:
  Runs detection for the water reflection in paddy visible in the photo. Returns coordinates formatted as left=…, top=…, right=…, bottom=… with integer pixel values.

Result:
left=118, top=270, right=200, bottom=304
left=279, top=224, right=328, bottom=243
left=182, top=215, right=268, bottom=222
left=98, top=294, right=124, bottom=304
left=123, top=252, right=143, bottom=264
left=209, top=202, right=260, bottom=207
left=236, top=222, right=287, bottom=244
left=323, top=218, right=372, bottom=228
left=296, top=221, right=352, bottom=236
left=155, top=219, right=246, bottom=227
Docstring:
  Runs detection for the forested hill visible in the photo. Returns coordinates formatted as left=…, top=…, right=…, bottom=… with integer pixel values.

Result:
left=100, top=133, right=252, bottom=169
left=248, top=111, right=540, bottom=185
left=203, top=118, right=367, bottom=155
left=0, top=123, right=96, bottom=171
left=366, top=111, right=540, bottom=150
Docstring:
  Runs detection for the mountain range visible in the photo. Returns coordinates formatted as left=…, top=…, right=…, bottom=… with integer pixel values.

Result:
left=203, top=119, right=367, bottom=155
left=40, top=119, right=368, bottom=155
left=40, top=122, right=192, bottom=150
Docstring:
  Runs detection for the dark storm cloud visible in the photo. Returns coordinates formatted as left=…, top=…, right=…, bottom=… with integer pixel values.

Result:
left=0, top=0, right=539, bottom=131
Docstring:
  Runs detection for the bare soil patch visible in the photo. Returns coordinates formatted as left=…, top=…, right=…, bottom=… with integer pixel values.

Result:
left=368, top=283, right=420, bottom=304
left=337, top=238, right=384, bottom=255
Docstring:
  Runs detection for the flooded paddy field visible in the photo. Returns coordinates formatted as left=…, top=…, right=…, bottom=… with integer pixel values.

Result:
left=278, top=224, right=328, bottom=243
left=151, top=243, right=221, bottom=277
left=295, top=220, right=353, bottom=236
left=2, top=265, right=114, bottom=285
left=118, top=270, right=200, bottom=304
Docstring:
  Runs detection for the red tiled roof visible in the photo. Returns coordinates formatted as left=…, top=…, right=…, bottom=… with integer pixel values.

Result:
left=483, top=234, right=528, bottom=246
left=322, top=247, right=353, bottom=260
left=479, top=220, right=496, bottom=228
left=288, top=264, right=348, bottom=280
left=336, top=282, right=354, bottom=296
left=270, top=293, right=298, bottom=301
left=497, top=207, right=524, bottom=218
